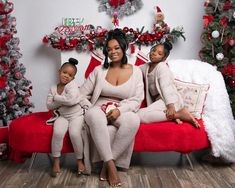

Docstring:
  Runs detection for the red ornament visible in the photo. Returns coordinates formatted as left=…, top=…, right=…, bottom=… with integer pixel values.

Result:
left=0, top=62, right=8, bottom=72
left=23, top=97, right=30, bottom=105
left=86, top=34, right=91, bottom=39
left=0, top=49, right=7, bottom=56
left=156, top=32, right=163, bottom=39
left=14, top=71, right=22, bottom=79
left=42, top=36, right=48, bottom=44
left=123, top=27, right=129, bottom=33
left=223, top=1, right=232, bottom=10
left=204, top=2, right=209, bottom=7
left=99, top=37, right=103, bottom=44
left=220, top=16, right=228, bottom=27
left=0, top=75, right=7, bottom=88
left=223, top=63, right=235, bottom=76
left=229, top=79, right=235, bottom=87
left=70, top=38, right=78, bottom=47
left=109, top=0, right=119, bottom=9
left=203, top=15, right=214, bottom=28
left=208, top=34, right=212, bottom=41
left=229, top=39, right=235, bottom=46
left=139, top=35, right=144, bottom=42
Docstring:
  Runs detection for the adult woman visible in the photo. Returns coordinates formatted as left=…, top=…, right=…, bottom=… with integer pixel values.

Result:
left=80, top=29, right=144, bottom=186
left=138, top=41, right=200, bottom=127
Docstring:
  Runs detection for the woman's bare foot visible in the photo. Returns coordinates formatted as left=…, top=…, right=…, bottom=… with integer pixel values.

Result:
left=176, top=108, right=200, bottom=128
left=106, top=160, right=122, bottom=187
left=99, top=163, right=107, bottom=181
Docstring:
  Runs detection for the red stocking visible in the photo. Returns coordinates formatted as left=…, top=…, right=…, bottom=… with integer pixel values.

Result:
left=135, top=51, right=149, bottom=66
left=85, top=51, right=104, bottom=79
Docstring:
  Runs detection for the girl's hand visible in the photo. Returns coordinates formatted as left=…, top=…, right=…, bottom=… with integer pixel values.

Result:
left=106, top=108, right=120, bottom=123
left=166, top=104, right=176, bottom=120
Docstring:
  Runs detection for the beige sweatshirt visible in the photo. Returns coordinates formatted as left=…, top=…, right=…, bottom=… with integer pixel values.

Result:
left=80, top=65, right=144, bottom=113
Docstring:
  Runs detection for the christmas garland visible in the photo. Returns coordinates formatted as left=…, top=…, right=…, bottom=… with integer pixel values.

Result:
left=42, top=24, right=185, bottom=52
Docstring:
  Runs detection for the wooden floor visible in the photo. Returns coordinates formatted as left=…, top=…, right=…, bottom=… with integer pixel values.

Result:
left=0, top=152, right=235, bottom=188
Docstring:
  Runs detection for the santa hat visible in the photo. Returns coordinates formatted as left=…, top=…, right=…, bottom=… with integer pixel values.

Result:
left=155, top=6, right=163, bottom=14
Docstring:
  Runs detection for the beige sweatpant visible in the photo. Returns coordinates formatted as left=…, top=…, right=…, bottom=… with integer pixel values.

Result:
left=85, top=105, right=140, bottom=168
left=138, top=98, right=183, bottom=123
left=51, top=115, right=84, bottom=159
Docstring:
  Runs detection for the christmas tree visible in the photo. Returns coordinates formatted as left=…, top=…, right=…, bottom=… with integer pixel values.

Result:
left=200, top=0, right=235, bottom=116
left=0, top=0, right=33, bottom=126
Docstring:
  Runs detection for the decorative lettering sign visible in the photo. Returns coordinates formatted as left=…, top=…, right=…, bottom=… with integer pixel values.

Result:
left=62, top=17, right=84, bottom=26
left=55, top=25, right=92, bottom=35
left=56, top=18, right=92, bottom=35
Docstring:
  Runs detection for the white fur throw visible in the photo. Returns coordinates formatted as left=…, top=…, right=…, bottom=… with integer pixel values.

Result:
left=168, top=59, right=235, bottom=162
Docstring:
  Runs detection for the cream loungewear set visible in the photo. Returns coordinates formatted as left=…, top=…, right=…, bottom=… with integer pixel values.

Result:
left=138, top=61, right=184, bottom=123
left=80, top=65, right=144, bottom=168
left=46, top=80, right=91, bottom=159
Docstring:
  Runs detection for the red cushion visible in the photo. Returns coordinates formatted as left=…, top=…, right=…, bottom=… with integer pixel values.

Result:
left=9, top=111, right=210, bottom=162
left=9, top=112, right=73, bottom=162
left=134, top=120, right=209, bottom=153
left=0, top=126, right=8, bottom=143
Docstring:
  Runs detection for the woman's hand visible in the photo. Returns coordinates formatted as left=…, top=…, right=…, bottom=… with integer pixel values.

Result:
left=106, top=108, right=120, bottom=123
left=165, top=104, right=176, bottom=120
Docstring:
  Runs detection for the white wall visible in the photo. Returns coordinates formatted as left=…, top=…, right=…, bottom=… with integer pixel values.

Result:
left=11, top=0, right=205, bottom=112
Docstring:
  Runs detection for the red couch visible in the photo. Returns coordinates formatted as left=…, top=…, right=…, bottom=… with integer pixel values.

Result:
left=8, top=111, right=210, bottom=165
left=8, top=57, right=210, bottom=168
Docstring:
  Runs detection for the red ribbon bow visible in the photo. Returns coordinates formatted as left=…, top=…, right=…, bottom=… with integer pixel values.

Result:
left=203, top=15, right=214, bottom=28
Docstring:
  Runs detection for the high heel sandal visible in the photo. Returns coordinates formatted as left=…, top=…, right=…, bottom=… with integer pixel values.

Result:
left=77, top=169, right=87, bottom=176
left=50, top=170, right=61, bottom=178
left=99, top=177, right=108, bottom=181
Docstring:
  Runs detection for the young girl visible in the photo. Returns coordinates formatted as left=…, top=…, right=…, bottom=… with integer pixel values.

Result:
left=46, top=58, right=91, bottom=177
left=138, top=41, right=200, bottom=128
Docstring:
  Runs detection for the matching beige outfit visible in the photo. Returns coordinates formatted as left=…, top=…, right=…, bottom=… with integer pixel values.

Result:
left=138, top=62, right=184, bottom=123
left=46, top=80, right=91, bottom=159
left=80, top=65, right=144, bottom=168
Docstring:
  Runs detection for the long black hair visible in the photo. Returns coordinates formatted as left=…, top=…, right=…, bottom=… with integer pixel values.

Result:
left=61, top=57, right=78, bottom=74
left=103, top=28, right=129, bottom=69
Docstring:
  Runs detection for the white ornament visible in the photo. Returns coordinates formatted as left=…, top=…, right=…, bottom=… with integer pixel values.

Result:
left=212, top=30, right=220, bottom=38
left=233, top=11, right=235, bottom=19
left=216, top=53, right=224, bottom=61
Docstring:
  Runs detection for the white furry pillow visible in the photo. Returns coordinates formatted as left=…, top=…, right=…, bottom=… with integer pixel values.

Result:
left=174, top=79, right=209, bottom=119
